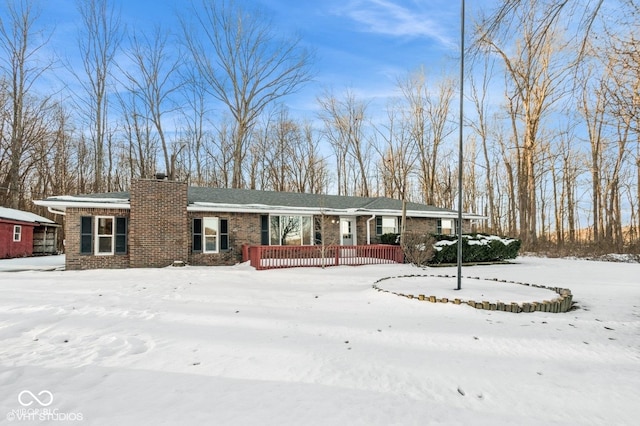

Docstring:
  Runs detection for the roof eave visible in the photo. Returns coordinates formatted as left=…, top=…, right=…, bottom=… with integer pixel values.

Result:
left=0, top=217, right=40, bottom=226
left=190, top=203, right=484, bottom=219
left=32, top=199, right=485, bottom=220
left=33, top=199, right=131, bottom=211
left=189, top=203, right=347, bottom=215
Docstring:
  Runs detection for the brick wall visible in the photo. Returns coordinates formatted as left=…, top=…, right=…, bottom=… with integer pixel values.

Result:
left=129, top=179, right=188, bottom=268
left=317, top=215, right=341, bottom=246
left=404, top=217, right=437, bottom=235
left=361, top=217, right=473, bottom=244
left=186, top=212, right=344, bottom=266
left=187, top=212, right=262, bottom=266
left=65, top=208, right=130, bottom=270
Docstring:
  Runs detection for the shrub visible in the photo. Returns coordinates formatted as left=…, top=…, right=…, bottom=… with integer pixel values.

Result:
left=430, top=233, right=521, bottom=264
left=401, top=233, right=436, bottom=266
left=380, top=233, right=400, bottom=245
left=378, top=231, right=521, bottom=264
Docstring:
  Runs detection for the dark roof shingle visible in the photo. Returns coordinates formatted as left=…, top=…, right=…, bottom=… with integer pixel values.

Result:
left=187, top=187, right=453, bottom=213
left=50, top=186, right=460, bottom=215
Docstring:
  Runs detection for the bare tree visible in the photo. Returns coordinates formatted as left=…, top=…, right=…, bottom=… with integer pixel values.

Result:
left=74, top=0, right=121, bottom=192
left=206, top=118, right=234, bottom=188
left=493, top=119, right=518, bottom=236
left=373, top=99, right=416, bottom=200
left=116, top=89, right=158, bottom=180
left=183, top=0, right=314, bottom=188
left=265, top=108, right=296, bottom=192
left=317, top=89, right=371, bottom=197
left=28, top=100, right=68, bottom=203
left=575, top=11, right=639, bottom=249
left=248, top=106, right=327, bottom=193
left=578, top=61, right=608, bottom=243
left=180, top=69, right=210, bottom=186
left=46, top=103, right=75, bottom=197
left=476, top=1, right=574, bottom=247
left=477, top=0, right=604, bottom=61
left=468, top=57, right=500, bottom=232
left=604, top=5, right=640, bottom=247
left=120, top=26, right=184, bottom=180
left=296, top=122, right=329, bottom=194
left=397, top=69, right=455, bottom=206
left=556, top=126, right=581, bottom=244
left=0, top=0, right=54, bottom=208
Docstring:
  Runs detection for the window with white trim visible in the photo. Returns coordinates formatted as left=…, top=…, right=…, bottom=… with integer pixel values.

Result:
left=192, top=217, right=229, bottom=253
left=80, top=216, right=127, bottom=255
left=13, top=225, right=21, bottom=242
left=437, top=218, right=455, bottom=235
left=95, top=216, right=114, bottom=255
left=204, top=217, right=219, bottom=253
left=375, top=216, right=399, bottom=235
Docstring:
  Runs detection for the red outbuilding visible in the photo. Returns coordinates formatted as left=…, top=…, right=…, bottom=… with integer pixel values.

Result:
left=0, top=207, right=59, bottom=259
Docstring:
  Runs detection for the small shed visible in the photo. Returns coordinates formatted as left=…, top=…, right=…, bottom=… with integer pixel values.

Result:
left=0, top=207, right=60, bottom=259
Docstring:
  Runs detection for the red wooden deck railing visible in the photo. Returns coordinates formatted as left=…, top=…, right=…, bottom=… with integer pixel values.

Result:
left=242, top=244, right=404, bottom=270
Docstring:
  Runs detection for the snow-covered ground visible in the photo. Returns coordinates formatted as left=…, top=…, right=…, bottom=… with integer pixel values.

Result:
left=0, top=255, right=64, bottom=272
left=0, top=256, right=638, bottom=425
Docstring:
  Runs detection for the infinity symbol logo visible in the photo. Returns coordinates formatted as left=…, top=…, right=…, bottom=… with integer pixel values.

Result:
left=18, top=390, right=54, bottom=407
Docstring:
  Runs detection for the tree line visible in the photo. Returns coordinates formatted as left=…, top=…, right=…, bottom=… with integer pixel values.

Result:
left=1, top=0, right=638, bottom=252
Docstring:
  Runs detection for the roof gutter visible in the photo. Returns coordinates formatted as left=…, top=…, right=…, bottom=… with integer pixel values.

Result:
left=190, top=203, right=484, bottom=220
left=33, top=200, right=130, bottom=211
left=32, top=198, right=486, bottom=221
left=47, top=206, right=66, bottom=216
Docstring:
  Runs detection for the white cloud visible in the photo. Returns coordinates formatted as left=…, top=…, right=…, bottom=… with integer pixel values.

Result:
left=336, top=0, right=455, bottom=48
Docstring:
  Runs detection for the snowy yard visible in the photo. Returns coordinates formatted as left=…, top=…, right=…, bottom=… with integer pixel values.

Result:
left=0, top=256, right=638, bottom=425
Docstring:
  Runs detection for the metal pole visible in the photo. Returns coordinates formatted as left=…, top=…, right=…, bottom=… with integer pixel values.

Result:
left=456, top=0, right=465, bottom=291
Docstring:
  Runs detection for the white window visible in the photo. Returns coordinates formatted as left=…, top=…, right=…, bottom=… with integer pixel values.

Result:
left=341, top=220, right=352, bottom=238
left=13, top=225, right=21, bottom=242
left=95, top=216, right=114, bottom=255
left=375, top=216, right=400, bottom=236
left=438, top=219, right=455, bottom=235
left=381, top=217, right=397, bottom=234
left=203, top=217, right=219, bottom=253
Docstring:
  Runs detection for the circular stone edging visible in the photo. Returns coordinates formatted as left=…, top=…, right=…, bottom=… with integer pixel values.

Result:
left=372, top=274, right=574, bottom=313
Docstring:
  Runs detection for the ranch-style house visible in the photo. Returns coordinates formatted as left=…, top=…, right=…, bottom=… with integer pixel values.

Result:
left=34, top=178, right=484, bottom=270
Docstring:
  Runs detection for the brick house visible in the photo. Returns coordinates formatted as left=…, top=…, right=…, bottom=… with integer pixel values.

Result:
left=0, top=207, right=59, bottom=259
left=34, top=178, right=483, bottom=270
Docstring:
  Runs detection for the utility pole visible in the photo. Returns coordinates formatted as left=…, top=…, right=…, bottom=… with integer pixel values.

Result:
left=456, top=0, right=465, bottom=291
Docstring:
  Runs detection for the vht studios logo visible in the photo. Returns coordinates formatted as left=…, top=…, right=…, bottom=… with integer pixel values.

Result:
left=18, top=390, right=54, bottom=407
left=6, top=390, right=83, bottom=422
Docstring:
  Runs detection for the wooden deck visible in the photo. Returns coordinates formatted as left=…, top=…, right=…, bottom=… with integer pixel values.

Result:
left=243, top=244, right=404, bottom=270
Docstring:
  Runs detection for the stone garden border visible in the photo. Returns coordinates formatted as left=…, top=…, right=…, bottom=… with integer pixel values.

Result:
left=372, top=274, right=574, bottom=313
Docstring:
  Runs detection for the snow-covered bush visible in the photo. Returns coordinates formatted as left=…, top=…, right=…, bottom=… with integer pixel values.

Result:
left=380, top=232, right=521, bottom=265
left=431, top=233, right=521, bottom=264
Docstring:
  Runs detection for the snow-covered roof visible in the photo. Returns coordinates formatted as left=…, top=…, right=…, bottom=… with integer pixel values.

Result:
left=0, top=206, right=56, bottom=225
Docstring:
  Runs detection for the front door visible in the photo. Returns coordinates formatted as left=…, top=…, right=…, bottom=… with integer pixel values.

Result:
left=340, top=218, right=356, bottom=246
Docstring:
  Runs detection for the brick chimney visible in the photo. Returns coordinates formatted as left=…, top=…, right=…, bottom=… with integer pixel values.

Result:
left=129, top=178, right=188, bottom=268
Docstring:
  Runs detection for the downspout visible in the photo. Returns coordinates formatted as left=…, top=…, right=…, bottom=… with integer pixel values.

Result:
left=47, top=207, right=66, bottom=216
left=366, top=215, right=376, bottom=244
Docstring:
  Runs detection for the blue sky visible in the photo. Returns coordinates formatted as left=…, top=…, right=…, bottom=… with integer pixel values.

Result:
left=36, top=0, right=493, bottom=119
